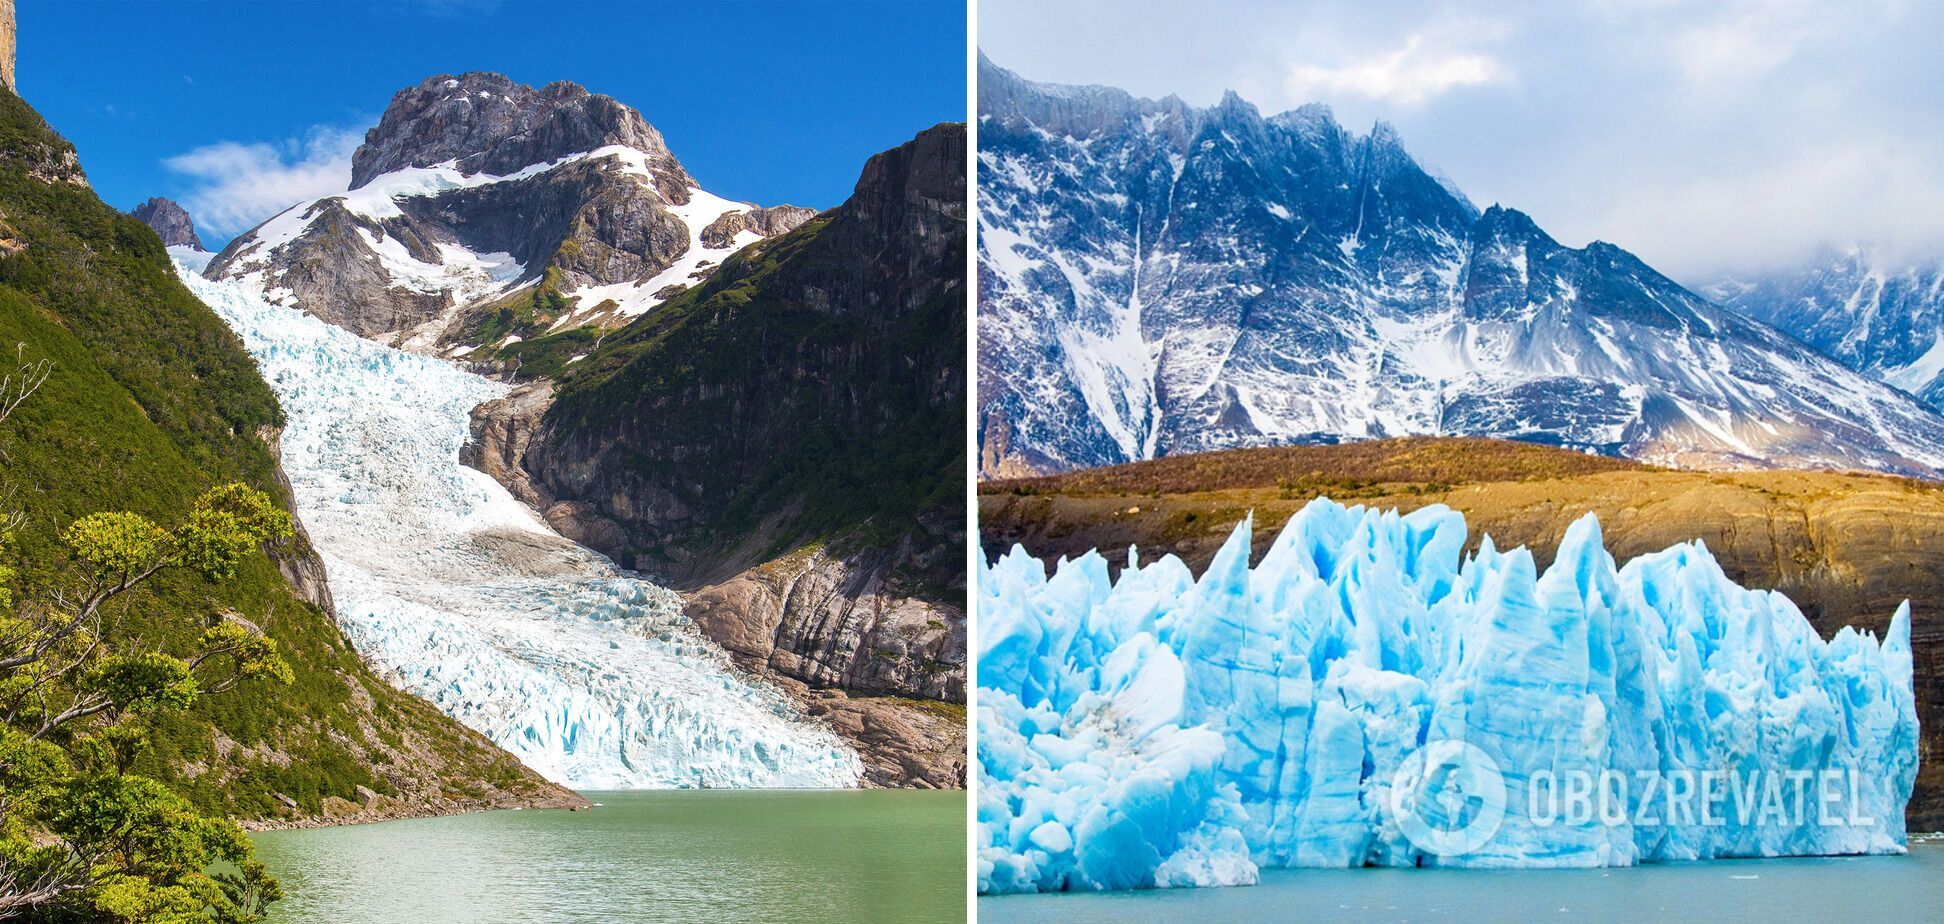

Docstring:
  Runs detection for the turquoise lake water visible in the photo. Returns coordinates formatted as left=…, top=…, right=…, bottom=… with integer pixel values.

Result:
left=980, top=844, right=1944, bottom=923
left=251, top=789, right=966, bottom=923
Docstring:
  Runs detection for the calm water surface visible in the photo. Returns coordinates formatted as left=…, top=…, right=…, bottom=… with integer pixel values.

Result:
left=252, top=789, right=965, bottom=923
left=980, top=844, right=1944, bottom=923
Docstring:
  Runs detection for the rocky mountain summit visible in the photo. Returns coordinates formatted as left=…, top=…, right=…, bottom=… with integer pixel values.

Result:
left=469, top=123, right=969, bottom=786
left=132, top=195, right=203, bottom=249
left=1710, top=248, right=1944, bottom=409
left=977, top=56, right=1944, bottom=479
left=205, top=72, right=812, bottom=351
left=349, top=73, right=681, bottom=190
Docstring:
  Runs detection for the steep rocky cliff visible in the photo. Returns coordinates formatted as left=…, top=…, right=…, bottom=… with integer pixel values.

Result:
left=0, top=0, right=13, bottom=94
left=479, top=123, right=968, bottom=786
left=132, top=195, right=203, bottom=249
left=204, top=72, right=812, bottom=351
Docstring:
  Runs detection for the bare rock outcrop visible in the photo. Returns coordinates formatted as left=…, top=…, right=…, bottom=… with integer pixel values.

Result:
left=132, top=196, right=203, bottom=249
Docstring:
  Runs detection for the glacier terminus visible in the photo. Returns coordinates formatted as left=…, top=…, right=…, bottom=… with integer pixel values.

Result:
left=178, top=258, right=861, bottom=790
left=976, top=499, right=1918, bottom=892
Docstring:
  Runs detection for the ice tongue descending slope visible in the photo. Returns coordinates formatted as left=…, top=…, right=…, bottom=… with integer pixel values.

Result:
left=976, top=499, right=1918, bottom=892
left=180, top=265, right=861, bottom=789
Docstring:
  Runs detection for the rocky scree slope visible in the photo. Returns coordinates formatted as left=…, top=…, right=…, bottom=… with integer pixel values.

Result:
left=977, top=56, right=1944, bottom=479
left=469, top=124, right=969, bottom=787
left=204, top=72, right=813, bottom=354
left=0, top=87, right=578, bottom=824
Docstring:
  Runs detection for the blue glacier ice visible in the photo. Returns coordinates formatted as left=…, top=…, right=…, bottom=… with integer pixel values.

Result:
left=977, top=500, right=1918, bottom=893
left=178, top=265, right=861, bottom=789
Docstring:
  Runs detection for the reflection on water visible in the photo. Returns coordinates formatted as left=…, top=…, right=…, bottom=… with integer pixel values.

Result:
left=981, top=845, right=1944, bottom=924
left=252, top=789, right=965, bottom=923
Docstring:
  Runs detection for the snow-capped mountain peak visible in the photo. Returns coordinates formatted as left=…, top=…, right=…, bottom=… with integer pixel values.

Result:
left=205, top=72, right=815, bottom=354
left=977, top=58, right=1944, bottom=479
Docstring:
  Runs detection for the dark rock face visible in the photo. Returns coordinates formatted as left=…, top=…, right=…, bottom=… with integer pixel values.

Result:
left=132, top=196, right=202, bottom=249
left=205, top=72, right=810, bottom=348
left=258, top=425, right=333, bottom=615
left=501, top=124, right=968, bottom=784
left=460, top=381, right=555, bottom=508
left=682, top=523, right=966, bottom=703
left=977, top=55, right=1944, bottom=479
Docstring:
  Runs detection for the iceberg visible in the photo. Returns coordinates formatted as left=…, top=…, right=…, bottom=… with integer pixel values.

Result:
left=179, top=267, right=861, bottom=789
left=976, top=500, right=1918, bottom=893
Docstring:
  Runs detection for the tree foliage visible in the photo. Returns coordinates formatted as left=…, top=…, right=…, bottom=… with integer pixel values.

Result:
left=0, top=352, right=290, bottom=922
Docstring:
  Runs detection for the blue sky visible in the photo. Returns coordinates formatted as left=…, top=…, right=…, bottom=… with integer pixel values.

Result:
left=983, top=0, right=1944, bottom=279
left=23, top=0, right=965, bottom=246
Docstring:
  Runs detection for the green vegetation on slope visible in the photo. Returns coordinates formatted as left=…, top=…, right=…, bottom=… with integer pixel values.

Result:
left=0, top=476, right=294, bottom=921
left=539, top=210, right=965, bottom=571
left=0, top=88, right=559, bottom=826
left=464, top=265, right=579, bottom=347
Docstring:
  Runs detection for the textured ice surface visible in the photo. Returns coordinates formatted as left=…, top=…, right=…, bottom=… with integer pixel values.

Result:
left=977, top=500, right=1918, bottom=892
left=182, top=268, right=860, bottom=789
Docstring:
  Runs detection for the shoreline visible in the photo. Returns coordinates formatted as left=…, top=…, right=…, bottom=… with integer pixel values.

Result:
left=242, top=784, right=968, bottom=834
left=241, top=788, right=591, bottom=834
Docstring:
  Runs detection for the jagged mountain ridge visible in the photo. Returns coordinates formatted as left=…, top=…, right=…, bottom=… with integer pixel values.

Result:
left=1710, top=248, right=1944, bottom=408
left=976, top=55, right=1944, bottom=479
left=205, top=72, right=813, bottom=352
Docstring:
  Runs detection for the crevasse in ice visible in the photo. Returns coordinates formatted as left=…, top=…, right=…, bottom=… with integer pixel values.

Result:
left=977, top=499, right=1918, bottom=892
left=179, top=265, right=861, bottom=789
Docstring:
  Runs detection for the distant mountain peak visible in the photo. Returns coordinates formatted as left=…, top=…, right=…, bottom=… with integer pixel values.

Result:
left=205, top=71, right=812, bottom=351
left=131, top=196, right=202, bottom=250
left=1713, top=245, right=1944, bottom=407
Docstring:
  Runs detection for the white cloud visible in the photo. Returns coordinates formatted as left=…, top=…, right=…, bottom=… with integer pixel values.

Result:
left=1593, top=137, right=1944, bottom=278
left=164, top=125, right=364, bottom=238
left=1665, top=0, right=1821, bottom=88
left=1282, top=32, right=1507, bottom=107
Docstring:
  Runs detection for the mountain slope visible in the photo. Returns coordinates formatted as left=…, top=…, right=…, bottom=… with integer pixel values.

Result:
left=977, top=56, right=1944, bottom=479
left=0, top=85, right=574, bottom=823
left=204, top=72, right=813, bottom=353
left=494, top=123, right=968, bottom=786
left=978, top=437, right=1944, bottom=829
left=1711, top=248, right=1944, bottom=408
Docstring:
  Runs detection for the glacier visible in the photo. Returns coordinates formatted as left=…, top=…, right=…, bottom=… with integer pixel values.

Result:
left=976, top=499, right=1919, bottom=893
left=179, top=266, right=861, bottom=789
